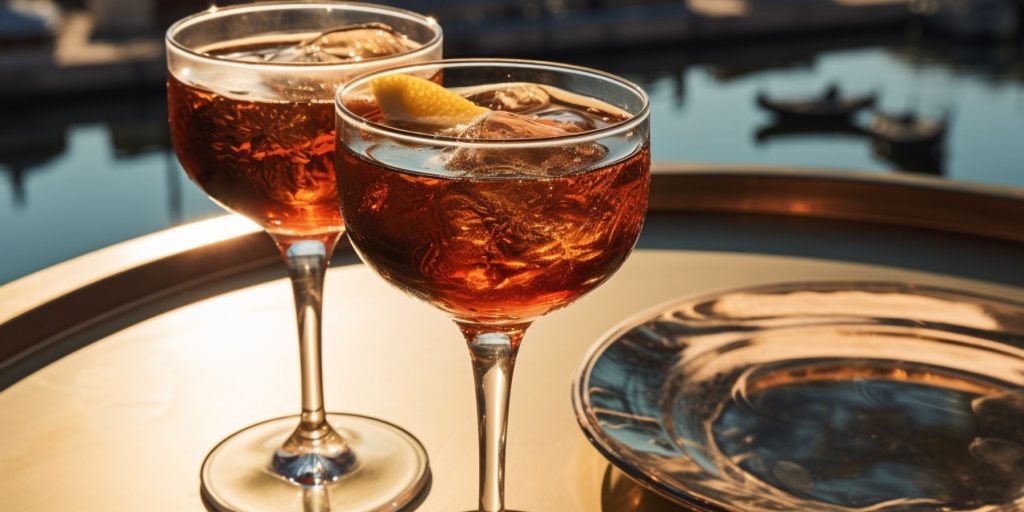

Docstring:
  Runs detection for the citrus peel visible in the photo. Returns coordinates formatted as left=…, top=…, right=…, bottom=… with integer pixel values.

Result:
left=369, top=74, right=488, bottom=126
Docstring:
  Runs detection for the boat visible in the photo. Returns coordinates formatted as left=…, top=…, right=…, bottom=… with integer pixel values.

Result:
left=869, top=111, right=948, bottom=175
left=756, top=85, right=877, bottom=121
left=869, top=111, right=947, bottom=147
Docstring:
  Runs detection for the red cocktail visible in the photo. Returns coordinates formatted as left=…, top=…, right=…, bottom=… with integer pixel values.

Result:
left=335, top=60, right=651, bottom=512
left=166, top=4, right=441, bottom=511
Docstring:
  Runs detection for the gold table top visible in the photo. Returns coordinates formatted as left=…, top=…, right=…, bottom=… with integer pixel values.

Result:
left=3, top=248, right=1021, bottom=511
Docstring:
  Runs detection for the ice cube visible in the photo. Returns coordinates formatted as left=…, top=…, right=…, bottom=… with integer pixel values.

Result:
left=215, top=43, right=347, bottom=64
left=458, top=83, right=551, bottom=114
left=441, top=110, right=565, bottom=140
left=534, top=109, right=598, bottom=133
left=216, top=23, right=418, bottom=64
left=307, top=22, right=420, bottom=62
left=215, top=46, right=303, bottom=64
left=443, top=111, right=608, bottom=177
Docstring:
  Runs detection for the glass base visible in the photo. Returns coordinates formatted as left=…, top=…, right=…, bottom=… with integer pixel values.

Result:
left=201, top=414, right=430, bottom=512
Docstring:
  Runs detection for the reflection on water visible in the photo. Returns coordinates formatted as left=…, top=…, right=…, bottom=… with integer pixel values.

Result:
left=0, top=89, right=224, bottom=284
left=754, top=119, right=868, bottom=144
left=565, top=30, right=1023, bottom=184
left=0, top=90, right=178, bottom=210
left=2, top=32, right=1024, bottom=283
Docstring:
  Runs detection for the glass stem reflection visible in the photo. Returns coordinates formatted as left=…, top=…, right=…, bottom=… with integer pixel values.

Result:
left=461, top=323, right=528, bottom=512
left=272, top=235, right=355, bottom=485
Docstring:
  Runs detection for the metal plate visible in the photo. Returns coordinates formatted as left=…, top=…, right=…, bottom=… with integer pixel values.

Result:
left=574, top=282, right=1024, bottom=511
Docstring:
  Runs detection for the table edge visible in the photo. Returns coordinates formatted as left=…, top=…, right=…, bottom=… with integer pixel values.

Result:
left=2, top=165, right=1021, bottom=372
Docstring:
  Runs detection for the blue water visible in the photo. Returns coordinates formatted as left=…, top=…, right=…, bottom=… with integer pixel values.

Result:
left=2, top=41, right=1023, bottom=284
left=0, top=125, right=223, bottom=283
left=640, top=46, right=1024, bottom=185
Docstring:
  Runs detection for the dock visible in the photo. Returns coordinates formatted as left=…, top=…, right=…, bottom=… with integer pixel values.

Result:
left=0, top=12, right=163, bottom=98
left=441, top=0, right=912, bottom=53
left=0, top=0, right=979, bottom=99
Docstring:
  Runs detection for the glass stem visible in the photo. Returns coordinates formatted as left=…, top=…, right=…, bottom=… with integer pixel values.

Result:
left=287, top=240, right=332, bottom=434
left=271, top=234, right=354, bottom=485
left=460, top=322, right=528, bottom=512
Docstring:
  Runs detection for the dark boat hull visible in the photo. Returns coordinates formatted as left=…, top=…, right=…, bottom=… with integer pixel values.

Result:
left=757, top=92, right=876, bottom=120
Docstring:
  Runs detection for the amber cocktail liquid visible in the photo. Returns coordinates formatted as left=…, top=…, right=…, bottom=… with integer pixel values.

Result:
left=170, top=76, right=338, bottom=235
left=335, top=62, right=649, bottom=512
left=168, top=32, right=419, bottom=236
left=166, top=6, right=443, bottom=510
left=338, top=83, right=650, bottom=323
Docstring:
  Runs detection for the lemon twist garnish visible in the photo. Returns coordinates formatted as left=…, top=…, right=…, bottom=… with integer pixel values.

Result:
left=369, top=74, right=488, bottom=126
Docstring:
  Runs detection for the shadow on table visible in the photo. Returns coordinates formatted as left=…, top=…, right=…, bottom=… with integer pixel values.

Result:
left=199, top=465, right=432, bottom=512
left=601, top=465, right=701, bottom=512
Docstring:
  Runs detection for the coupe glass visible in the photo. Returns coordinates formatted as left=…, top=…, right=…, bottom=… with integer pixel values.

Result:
left=335, top=59, right=651, bottom=511
left=165, top=3, right=441, bottom=510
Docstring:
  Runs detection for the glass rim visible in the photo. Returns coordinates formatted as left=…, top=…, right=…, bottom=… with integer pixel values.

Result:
left=165, top=0, right=443, bottom=70
left=335, top=58, right=651, bottom=149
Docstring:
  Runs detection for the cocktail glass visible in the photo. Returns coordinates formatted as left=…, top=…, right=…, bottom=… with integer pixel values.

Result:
left=335, top=59, right=651, bottom=511
left=165, top=3, right=441, bottom=510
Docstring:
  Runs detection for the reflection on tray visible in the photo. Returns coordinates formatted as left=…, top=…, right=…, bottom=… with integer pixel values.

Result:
left=708, top=362, right=1024, bottom=509
left=602, top=465, right=699, bottom=512
left=576, top=282, right=1024, bottom=512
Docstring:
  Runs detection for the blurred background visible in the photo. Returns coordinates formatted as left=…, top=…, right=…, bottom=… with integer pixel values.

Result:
left=1, top=0, right=1022, bottom=284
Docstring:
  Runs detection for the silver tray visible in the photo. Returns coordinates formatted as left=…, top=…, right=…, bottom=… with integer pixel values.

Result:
left=573, top=282, right=1024, bottom=511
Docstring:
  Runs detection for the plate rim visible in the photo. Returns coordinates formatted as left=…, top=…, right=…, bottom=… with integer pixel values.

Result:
left=571, top=280, right=1024, bottom=511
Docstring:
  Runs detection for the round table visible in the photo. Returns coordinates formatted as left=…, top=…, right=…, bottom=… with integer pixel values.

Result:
left=2, top=166, right=1023, bottom=511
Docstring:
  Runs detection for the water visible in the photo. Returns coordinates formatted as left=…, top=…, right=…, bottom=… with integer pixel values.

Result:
left=2, top=36, right=1024, bottom=284
left=0, top=104, right=224, bottom=284
left=639, top=48, right=1024, bottom=184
